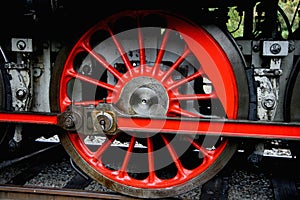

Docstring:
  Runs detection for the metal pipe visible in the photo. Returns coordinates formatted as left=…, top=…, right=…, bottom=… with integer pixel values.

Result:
left=0, top=45, right=8, bottom=63
left=0, top=143, right=60, bottom=170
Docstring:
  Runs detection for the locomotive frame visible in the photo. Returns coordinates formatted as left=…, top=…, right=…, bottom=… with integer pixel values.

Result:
left=0, top=0, right=299, bottom=198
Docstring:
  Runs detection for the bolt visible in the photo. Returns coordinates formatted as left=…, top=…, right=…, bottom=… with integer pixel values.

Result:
left=16, top=89, right=27, bottom=100
left=16, top=40, right=26, bottom=51
left=95, top=112, right=113, bottom=133
left=141, top=99, right=147, bottom=104
left=274, top=70, right=281, bottom=76
left=270, top=43, right=281, bottom=54
left=81, top=64, right=92, bottom=75
left=253, top=45, right=260, bottom=52
left=97, top=115, right=111, bottom=131
left=99, top=119, right=106, bottom=130
left=288, top=43, right=295, bottom=52
left=65, top=116, right=75, bottom=128
left=262, top=97, right=276, bottom=110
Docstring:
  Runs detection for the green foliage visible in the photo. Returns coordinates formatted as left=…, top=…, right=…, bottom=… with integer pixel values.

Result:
left=227, top=7, right=244, bottom=38
left=226, top=0, right=299, bottom=38
left=278, top=0, right=299, bottom=38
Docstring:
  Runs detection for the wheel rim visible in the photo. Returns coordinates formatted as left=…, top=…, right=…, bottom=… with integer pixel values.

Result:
left=286, top=57, right=300, bottom=121
left=53, top=10, right=246, bottom=197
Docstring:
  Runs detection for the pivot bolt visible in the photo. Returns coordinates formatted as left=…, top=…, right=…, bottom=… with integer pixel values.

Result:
left=99, top=119, right=107, bottom=130
left=16, top=40, right=26, bottom=51
left=270, top=43, right=281, bottom=55
left=95, top=112, right=114, bottom=133
left=64, top=115, right=75, bottom=128
left=262, top=95, right=276, bottom=110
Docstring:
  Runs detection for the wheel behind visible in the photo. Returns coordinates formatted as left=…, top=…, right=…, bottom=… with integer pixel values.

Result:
left=0, top=61, right=15, bottom=157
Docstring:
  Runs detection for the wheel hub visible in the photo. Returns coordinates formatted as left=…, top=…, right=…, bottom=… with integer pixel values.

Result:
left=116, top=76, right=169, bottom=116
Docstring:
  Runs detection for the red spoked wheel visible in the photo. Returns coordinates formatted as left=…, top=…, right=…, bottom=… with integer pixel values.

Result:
left=51, top=10, right=249, bottom=198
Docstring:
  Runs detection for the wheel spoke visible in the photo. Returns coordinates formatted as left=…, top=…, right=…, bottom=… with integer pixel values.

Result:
left=62, top=97, right=72, bottom=108
left=81, top=43, right=124, bottom=83
left=184, top=136, right=213, bottom=160
left=161, top=134, right=187, bottom=178
left=152, top=29, right=171, bottom=76
left=169, top=104, right=205, bottom=118
left=76, top=38, right=91, bottom=53
left=93, top=134, right=119, bottom=160
left=70, top=72, right=117, bottom=92
left=138, top=26, right=146, bottom=74
left=167, top=69, right=204, bottom=91
left=118, top=136, right=136, bottom=178
left=147, top=136, right=155, bottom=183
left=160, top=47, right=191, bottom=82
left=108, top=28, right=134, bottom=75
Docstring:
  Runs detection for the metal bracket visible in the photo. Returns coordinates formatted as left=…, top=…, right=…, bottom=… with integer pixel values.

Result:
left=58, top=103, right=118, bottom=135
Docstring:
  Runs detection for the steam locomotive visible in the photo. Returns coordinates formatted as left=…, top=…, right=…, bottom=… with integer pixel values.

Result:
left=0, top=0, right=299, bottom=198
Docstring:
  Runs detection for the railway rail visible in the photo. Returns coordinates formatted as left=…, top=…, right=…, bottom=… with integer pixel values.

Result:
left=0, top=185, right=133, bottom=200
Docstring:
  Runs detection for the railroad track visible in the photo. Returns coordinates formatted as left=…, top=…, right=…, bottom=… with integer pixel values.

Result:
left=0, top=141, right=183, bottom=200
left=0, top=139, right=299, bottom=200
left=0, top=185, right=134, bottom=200
left=0, top=142, right=138, bottom=200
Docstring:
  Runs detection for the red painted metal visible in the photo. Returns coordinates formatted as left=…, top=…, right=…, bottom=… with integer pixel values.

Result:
left=0, top=111, right=299, bottom=140
left=54, top=11, right=238, bottom=189
left=117, top=117, right=300, bottom=139
left=68, top=132, right=228, bottom=188
left=0, top=112, right=57, bottom=124
left=47, top=11, right=276, bottom=190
